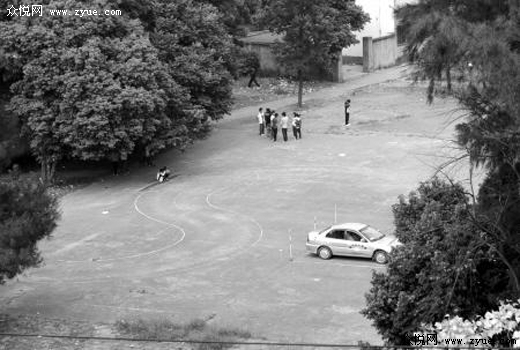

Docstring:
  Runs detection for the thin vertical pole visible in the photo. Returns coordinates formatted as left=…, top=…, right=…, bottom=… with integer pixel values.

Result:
left=289, top=229, right=293, bottom=262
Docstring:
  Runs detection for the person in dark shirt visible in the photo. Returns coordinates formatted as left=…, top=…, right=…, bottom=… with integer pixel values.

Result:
left=344, top=99, right=351, bottom=126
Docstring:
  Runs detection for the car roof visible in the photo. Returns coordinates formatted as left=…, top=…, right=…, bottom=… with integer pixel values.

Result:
left=329, top=223, right=368, bottom=231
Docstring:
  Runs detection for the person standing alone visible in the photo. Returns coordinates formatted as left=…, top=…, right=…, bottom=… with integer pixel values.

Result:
left=281, top=112, right=289, bottom=142
left=257, top=107, right=265, bottom=135
left=344, top=99, right=351, bottom=126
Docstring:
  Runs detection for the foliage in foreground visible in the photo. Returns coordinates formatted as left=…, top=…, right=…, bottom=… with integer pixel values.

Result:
left=362, top=178, right=513, bottom=345
left=364, top=2, right=520, bottom=345
left=412, top=299, right=520, bottom=348
left=0, top=178, right=60, bottom=284
left=116, top=317, right=252, bottom=350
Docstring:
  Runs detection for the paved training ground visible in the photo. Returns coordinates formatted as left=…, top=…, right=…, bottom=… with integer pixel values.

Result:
left=0, top=66, right=474, bottom=345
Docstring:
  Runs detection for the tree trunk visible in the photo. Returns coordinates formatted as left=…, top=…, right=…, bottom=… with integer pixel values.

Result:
left=41, top=157, right=47, bottom=184
left=446, top=66, right=452, bottom=92
left=40, top=155, right=56, bottom=186
left=297, top=69, right=303, bottom=108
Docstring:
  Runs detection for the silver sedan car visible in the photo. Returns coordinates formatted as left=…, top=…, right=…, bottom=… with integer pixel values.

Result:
left=306, top=223, right=400, bottom=264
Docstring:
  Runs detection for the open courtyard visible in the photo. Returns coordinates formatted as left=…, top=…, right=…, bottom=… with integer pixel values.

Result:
left=0, top=65, right=475, bottom=347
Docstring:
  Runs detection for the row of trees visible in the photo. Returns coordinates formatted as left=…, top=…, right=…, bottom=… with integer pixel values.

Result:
left=363, top=0, right=520, bottom=345
left=0, top=0, right=237, bottom=183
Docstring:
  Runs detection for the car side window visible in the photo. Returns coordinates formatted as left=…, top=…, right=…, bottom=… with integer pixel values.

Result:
left=326, top=230, right=345, bottom=240
left=346, top=231, right=362, bottom=242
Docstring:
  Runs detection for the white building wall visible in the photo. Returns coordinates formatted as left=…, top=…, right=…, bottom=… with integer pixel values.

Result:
left=343, top=0, right=397, bottom=58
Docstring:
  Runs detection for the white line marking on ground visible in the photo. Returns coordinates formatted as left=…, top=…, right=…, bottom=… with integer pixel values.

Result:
left=205, top=185, right=267, bottom=279
left=206, top=188, right=264, bottom=248
left=54, top=192, right=187, bottom=264
left=133, top=190, right=187, bottom=246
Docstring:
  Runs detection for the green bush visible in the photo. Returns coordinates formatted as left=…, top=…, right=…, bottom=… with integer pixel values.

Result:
left=362, top=178, right=503, bottom=345
left=0, top=178, right=60, bottom=284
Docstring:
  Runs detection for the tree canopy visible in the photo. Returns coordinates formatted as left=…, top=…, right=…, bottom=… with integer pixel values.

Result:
left=0, top=0, right=237, bottom=183
left=362, top=179, right=511, bottom=345
left=257, top=0, right=369, bottom=107
left=0, top=178, right=60, bottom=284
left=151, top=0, right=235, bottom=121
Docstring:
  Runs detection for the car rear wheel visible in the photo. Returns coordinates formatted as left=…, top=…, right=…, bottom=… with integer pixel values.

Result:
left=373, top=250, right=389, bottom=264
left=318, top=246, right=332, bottom=260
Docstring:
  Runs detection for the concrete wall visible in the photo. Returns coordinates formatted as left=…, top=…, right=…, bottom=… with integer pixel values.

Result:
left=363, top=34, right=402, bottom=72
left=244, top=43, right=343, bottom=82
left=372, top=34, right=399, bottom=69
left=343, top=0, right=396, bottom=58
left=243, top=43, right=285, bottom=76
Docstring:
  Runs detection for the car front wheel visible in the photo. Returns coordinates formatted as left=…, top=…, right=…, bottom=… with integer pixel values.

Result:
left=318, top=247, right=332, bottom=260
left=373, top=250, right=389, bottom=264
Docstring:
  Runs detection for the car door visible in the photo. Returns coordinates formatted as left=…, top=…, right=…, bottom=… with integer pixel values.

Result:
left=324, top=230, right=350, bottom=256
left=345, top=231, right=372, bottom=258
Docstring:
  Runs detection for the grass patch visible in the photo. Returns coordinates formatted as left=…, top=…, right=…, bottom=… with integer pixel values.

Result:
left=115, top=317, right=252, bottom=350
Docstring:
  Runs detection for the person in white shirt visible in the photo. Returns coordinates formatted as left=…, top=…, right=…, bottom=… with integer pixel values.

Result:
left=292, top=112, right=302, bottom=139
left=257, top=107, right=265, bottom=136
left=280, top=112, right=290, bottom=142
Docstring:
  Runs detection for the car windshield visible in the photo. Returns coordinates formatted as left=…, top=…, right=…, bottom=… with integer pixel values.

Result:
left=319, top=226, right=332, bottom=235
left=360, top=226, right=385, bottom=242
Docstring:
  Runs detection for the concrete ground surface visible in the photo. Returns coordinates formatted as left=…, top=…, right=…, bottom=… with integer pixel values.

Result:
left=0, top=64, right=476, bottom=348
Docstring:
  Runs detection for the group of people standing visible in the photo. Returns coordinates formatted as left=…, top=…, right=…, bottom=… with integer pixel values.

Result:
left=257, top=107, right=302, bottom=142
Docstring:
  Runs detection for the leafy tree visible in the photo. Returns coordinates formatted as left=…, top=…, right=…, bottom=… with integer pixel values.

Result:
left=196, top=0, right=262, bottom=35
left=453, top=3, right=520, bottom=295
left=362, top=178, right=509, bottom=345
left=396, top=0, right=512, bottom=102
left=107, top=0, right=157, bottom=31
left=0, top=0, right=196, bottom=183
left=151, top=0, right=235, bottom=121
left=0, top=178, right=60, bottom=284
left=258, top=0, right=369, bottom=107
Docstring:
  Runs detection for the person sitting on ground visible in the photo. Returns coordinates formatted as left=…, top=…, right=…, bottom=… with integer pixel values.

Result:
left=157, top=166, right=171, bottom=182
